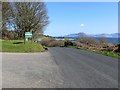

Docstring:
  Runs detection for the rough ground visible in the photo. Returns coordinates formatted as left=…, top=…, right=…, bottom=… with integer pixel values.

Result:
left=2, top=52, right=63, bottom=88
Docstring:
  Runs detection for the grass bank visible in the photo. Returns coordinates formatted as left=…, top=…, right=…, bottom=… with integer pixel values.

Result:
left=68, top=46, right=120, bottom=59
left=0, top=40, right=45, bottom=52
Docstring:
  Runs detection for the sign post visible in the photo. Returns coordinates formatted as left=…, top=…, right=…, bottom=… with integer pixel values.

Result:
left=24, top=32, right=32, bottom=44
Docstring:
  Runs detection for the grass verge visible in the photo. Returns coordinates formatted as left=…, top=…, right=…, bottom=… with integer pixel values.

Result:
left=0, top=40, right=45, bottom=52
left=68, top=46, right=120, bottom=59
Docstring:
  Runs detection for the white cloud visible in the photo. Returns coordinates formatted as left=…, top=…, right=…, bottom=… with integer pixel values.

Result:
left=80, top=24, right=84, bottom=27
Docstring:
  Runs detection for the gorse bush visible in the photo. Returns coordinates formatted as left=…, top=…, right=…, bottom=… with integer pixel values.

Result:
left=48, top=41, right=64, bottom=47
left=41, top=38, right=64, bottom=47
left=64, top=40, right=73, bottom=47
left=40, top=38, right=55, bottom=46
left=77, top=37, right=98, bottom=45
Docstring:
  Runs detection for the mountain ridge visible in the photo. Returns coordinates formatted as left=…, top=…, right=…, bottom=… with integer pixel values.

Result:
left=60, top=32, right=120, bottom=38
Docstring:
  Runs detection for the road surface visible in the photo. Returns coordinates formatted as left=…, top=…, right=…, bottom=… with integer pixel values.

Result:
left=49, top=47, right=118, bottom=88
left=2, top=47, right=118, bottom=88
left=2, top=52, right=63, bottom=88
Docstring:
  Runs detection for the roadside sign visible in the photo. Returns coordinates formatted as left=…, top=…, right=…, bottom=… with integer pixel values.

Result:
left=24, top=32, right=32, bottom=44
left=25, top=32, right=32, bottom=38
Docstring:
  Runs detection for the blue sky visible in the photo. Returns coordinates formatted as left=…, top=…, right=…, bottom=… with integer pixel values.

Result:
left=44, top=2, right=118, bottom=36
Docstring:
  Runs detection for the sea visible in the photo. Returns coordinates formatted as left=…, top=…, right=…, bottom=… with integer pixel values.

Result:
left=105, top=38, right=120, bottom=44
left=57, top=37, right=120, bottom=44
left=71, top=38, right=120, bottom=44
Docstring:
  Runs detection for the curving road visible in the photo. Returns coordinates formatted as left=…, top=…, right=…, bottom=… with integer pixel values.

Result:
left=49, top=47, right=118, bottom=88
left=2, top=47, right=118, bottom=88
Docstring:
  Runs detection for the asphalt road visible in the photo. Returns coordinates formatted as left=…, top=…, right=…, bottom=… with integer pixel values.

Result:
left=49, top=47, right=118, bottom=88
left=2, top=47, right=118, bottom=88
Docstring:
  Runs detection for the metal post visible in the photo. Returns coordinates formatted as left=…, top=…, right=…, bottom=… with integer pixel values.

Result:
left=24, top=32, right=25, bottom=44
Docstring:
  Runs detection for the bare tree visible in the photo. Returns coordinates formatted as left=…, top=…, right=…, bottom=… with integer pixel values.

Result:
left=2, top=2, right=13, bottom=39
left=0, top=2, right=2, bottom=38
left=11, top=2, right=49, bottom=39
left=1, top=2, right=49, bottom=39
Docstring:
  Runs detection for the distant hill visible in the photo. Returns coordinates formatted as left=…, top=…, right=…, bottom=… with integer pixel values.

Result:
left=62, top=32, right=87, bottom=38
left=60, top=32, right=120, bottom=38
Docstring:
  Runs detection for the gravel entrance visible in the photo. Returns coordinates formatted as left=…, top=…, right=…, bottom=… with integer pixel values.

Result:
left=2, top=52, right=63, bottom=88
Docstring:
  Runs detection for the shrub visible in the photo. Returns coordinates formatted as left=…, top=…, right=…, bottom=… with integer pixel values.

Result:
left=77, top=37, right=98, bottom=45
left=41, top=38, right=64, bottom=47
left=7, top=32, right=14, bottom=40
left=48, top=41, right=64, bottom=47
left=114, top=44, right=120, bottom=52
left=40, top=38, right=55, bottom=46
left=64, top=40, right=73, bottom=47
left=98, top=37, right=108, bottom=45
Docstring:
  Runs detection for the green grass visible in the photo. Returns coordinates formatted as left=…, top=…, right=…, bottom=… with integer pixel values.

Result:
left=68, top=46, right=79, bottom=49
left=0, top=40, right=45, bottom=52
left=90, top=50, right=120, bottom=59
left=68, top=46, right=120, bottom=59
left=37, top=35, right=49, bottom=40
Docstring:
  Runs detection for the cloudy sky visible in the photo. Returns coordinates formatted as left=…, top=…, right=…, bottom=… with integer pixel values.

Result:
left=44, top=2, right=118, bottom=36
